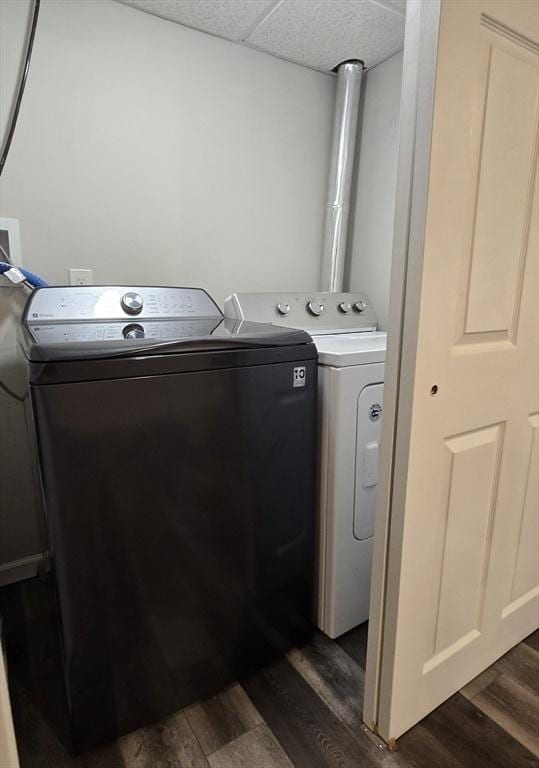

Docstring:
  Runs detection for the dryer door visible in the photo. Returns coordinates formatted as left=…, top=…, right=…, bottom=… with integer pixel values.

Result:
left=354, top=383, right=384, bottom=540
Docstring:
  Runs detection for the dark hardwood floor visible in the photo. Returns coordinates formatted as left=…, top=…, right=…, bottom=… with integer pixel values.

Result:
left=8, top=626, right=539, bottom=768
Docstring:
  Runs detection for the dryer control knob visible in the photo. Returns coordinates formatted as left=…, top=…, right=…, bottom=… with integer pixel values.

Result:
left=353, top=300, right=366, bottom=313
left=121, top=292, right=143, bottom=315
left=123, top=323, right=145, bottom=339
left=277, top=302, right=290, bottom=315
left=307, top=300, right=324, bottom=317
left=338, top=302, right=351, bottom=313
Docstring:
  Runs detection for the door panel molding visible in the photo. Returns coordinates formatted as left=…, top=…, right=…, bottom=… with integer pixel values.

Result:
left=432, top=422, right=505, bottom=657
left=456, top=19, right=539, bottom=345
left=505, top=413, right=539, bottom=608
left=481, top=13, right=539, bottom=53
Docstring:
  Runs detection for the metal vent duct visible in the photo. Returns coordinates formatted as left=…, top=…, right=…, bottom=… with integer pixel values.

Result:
left=320, top=60, right=364, bottom=293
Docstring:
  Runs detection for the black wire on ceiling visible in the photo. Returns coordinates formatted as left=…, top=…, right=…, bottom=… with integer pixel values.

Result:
left=0, top=0, right=41, bottom=176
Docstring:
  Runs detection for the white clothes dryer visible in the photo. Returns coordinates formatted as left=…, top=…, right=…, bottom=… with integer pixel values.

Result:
left=224, top=292, right=386, bottom=638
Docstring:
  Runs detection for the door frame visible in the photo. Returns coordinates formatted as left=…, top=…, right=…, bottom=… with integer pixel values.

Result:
left=362, top=0, right=442, bottom=742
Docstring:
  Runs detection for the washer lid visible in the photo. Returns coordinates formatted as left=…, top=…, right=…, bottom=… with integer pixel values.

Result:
left=24, top=317, right=317, bottom=385
left=314, top=332, right=387, bottom=367
left=23, top=318, right=313, bottom=363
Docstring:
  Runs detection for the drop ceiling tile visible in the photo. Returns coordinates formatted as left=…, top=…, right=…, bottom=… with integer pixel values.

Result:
left=117, top=0, right=273, bottom=41
left=247, top=0, right=405, bottom=71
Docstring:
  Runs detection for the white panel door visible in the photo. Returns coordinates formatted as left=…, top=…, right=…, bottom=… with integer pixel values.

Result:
left=374, top=0, right=539, bottom=743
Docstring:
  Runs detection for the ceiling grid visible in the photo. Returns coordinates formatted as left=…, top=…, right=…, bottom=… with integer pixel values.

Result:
left=116, top=0, right=406, bottom=72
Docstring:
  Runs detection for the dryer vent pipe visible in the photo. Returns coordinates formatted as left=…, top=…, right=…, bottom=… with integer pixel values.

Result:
left=320, top=60, right=364, bottom=293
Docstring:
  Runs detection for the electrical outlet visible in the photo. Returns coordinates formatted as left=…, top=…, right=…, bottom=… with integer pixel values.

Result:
left=68, top=268, right=93, bottom=286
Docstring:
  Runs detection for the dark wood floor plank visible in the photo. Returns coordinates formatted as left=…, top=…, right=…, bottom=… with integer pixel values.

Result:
left=185, top=683, right=263, bottom=756
left=421, top=693, right=539, bottom=768
left=522, top=629, right=539, bottom=654
left=287, top=630, right=365, bottom=729
left=460, top=667, right=501, bottom=700
left=494, top=641, right=539, bottom=694
left=472, top=674, right=539, bottom=757
left=335, top=623, right=369, bottom=671
left=117, top=710, right=209, bottom=768
left=243, top=656, right=404, bottom=768
left=207, top=723, right=293, bottom=768
left=11, top=675, right=209, bottom=768
left=288, top=632, right=465, bottom=768
left=397, top=724, right=466, bottom=768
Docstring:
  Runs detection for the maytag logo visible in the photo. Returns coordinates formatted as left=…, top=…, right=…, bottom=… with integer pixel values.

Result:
left=369, top=403, right=382, bottom=421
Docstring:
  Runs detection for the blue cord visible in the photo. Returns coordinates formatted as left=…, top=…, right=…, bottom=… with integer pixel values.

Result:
left=0, top=262, right=48, bottom=288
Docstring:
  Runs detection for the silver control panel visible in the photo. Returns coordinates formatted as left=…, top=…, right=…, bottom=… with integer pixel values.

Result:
left=25, top=286, right=221, bottom=324
left=224, top=292, right=377, bottom=335
left=29, top=319, right=221, bottom=344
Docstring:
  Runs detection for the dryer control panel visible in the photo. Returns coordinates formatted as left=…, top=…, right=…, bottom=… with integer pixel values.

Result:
left=224, top=292, right=377, bottom=335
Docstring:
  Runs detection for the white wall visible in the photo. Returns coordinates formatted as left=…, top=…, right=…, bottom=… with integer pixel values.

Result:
left=347, top=52, right=403, bottom=330
left=0, top=0, right=334, bottom=307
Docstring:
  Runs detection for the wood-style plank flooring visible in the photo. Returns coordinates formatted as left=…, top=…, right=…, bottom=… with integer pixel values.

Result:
left=9, top=625, right=539, bottom=768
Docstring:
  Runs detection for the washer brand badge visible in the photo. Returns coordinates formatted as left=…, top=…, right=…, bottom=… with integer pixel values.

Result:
left=369, top=403, right=382, bottom=421
left=293, top=366, right=306, bottom=388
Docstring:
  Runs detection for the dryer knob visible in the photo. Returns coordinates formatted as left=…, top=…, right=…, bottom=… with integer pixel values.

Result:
left=307, top=300, right=324, bottom=317
left=123, top=323, right=145, bottom=339
left=353, top=300, right=366, bottom=313
left=121, top=292, right=144, bottom=315
left=277, top=302, right=290, bottom=315
left=338, top=302, right=351, bottom=313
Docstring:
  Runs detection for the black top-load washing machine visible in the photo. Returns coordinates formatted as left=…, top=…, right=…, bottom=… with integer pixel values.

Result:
left=4, top=285, right=317, bottom=752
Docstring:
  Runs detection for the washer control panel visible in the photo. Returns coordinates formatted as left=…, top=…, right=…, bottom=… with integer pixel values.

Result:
left=25, top=286, right=222, bottom=324
left=28, top=318, right=220, bottom=344
left=224, top=292, right=377, bottom=334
